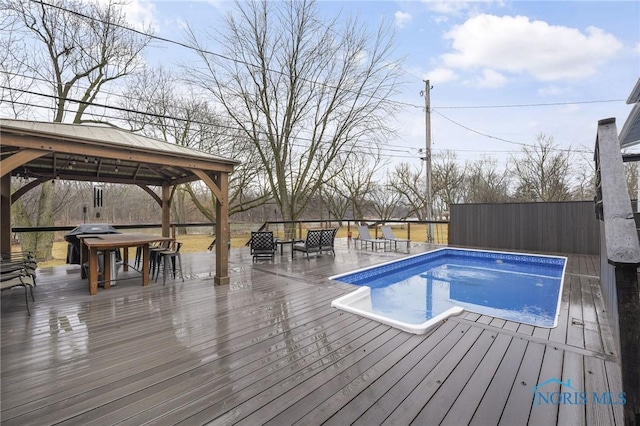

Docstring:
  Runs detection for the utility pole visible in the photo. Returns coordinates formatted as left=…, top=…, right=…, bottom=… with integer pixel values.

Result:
left=421, top=80, right=433, bottom=242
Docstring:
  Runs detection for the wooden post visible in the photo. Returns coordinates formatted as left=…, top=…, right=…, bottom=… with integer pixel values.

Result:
left=214, top=172, right=229, bottom=285
left=614, top=264, right=640, bottom=425
left=595, top=118, right=640, bottom=425
left=161, top=184, right=170, bottom=238
left=1, top=175, right=11, bottom=254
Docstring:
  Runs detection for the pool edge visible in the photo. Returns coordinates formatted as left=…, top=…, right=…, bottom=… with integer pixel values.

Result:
left=331, top=287, right=465, bottom=335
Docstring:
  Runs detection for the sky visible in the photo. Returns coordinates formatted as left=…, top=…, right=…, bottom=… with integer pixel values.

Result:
left=36, top=0, right=640, bottom=171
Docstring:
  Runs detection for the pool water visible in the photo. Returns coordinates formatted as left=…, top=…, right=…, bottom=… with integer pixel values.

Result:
left=330, top=248, right=567, bottom=334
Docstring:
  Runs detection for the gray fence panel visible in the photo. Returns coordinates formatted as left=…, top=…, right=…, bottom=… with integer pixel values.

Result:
left=449, top=201, right=600, bottom=255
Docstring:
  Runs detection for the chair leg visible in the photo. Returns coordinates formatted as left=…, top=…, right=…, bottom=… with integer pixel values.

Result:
left=177, top=254, right=183, bottom=282
left=162, top=256, right=169, bottom=285
left=23, top=285, right=31, bottom=316
left=135, top=246, right=142, bottom=269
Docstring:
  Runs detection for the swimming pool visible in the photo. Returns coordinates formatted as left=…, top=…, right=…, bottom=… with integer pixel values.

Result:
left=330, top=248, right=567, bottom=334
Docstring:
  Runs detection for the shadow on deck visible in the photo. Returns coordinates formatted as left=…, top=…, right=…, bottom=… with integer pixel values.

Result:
left=0, top=239, right=624, bottom=425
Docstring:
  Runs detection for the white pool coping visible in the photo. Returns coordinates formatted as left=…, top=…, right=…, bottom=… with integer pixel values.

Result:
left=329, top=247, right=567, bottom=334
left=330, top=287, right=465, bottom=334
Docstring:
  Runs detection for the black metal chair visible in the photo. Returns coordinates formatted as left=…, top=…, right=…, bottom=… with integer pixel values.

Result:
left=292, top=229, right=323, bottom=259
left=250, top=231, right=276, bottom=261
left=154, top=241, right=184, bottom=285
left=320, top=228, right=338, bottom=255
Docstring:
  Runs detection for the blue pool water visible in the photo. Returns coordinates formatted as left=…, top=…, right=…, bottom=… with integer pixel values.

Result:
left=330, top=248, right=566, bottom=331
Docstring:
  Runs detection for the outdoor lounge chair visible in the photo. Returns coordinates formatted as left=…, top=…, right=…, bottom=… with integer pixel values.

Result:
left=381, top=225, right=410, bottom=251
left=251, top=231, right=276, bottom=261
left=1, top=252, right=37, bottom=286
left=320, top=228, right=338, bottom=255
left=1, top=264, right=35, bottom=315
left=292, top=229, right=323, bottom=259
left=356, top=225, right=389, bottom=251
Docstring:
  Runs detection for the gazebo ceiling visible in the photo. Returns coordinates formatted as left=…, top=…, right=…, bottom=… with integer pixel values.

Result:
left=0, top=119, right=238, bottom=186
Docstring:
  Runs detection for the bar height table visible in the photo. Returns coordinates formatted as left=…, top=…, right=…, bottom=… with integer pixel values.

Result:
left=80, top=233, right=173, bottom=295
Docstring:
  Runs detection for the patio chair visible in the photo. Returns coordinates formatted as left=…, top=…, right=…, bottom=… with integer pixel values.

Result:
left=154, top=241, right=184, bottom=285
left=251, top=231, right=276, bottom=261
left=1, top=264, right=35, bottom=315
left=320, top=228, right=338, bottom=255
left=380, top=226, right=410, bottom=251
left=292, top=229, right=323, bottom=259
left=356, top=225, right=388, bottom=251
left=0, top=252, right=37, bottom=286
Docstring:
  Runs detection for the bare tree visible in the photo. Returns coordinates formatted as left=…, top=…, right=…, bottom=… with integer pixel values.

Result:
left=389, top=162, right=426, bottom=220
left=368, top=181, right=401, bottom=220
left=464, top=156, right=511, bottom=203
left=572, top=150, right=596, bottom=201
left=2, top=0, right=151, bottom=257
left=184, top=0, right=402, bottom=233
left=510, top=134, right=573, bottom=202
left=2, top=0, right=152, bottom=123
left=120, top=67, right=272, bottom=224
left=432, top=150, right=465, bottom=214
left=325, top=151, right=387, bottom=221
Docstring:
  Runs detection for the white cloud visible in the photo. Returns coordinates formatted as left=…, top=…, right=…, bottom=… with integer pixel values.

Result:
left=421, top=0, right=504, bottom=16
left=394, top=11, right=412, bottom=29
left=441, top=14, right=623, bottom=81
left=425, top=67, right=459, bottom=84
left=537, top=85, right=572, bottom=97
left=476, top=69, right=507, bottom=88
left=96, top=0, right=157, bottom=31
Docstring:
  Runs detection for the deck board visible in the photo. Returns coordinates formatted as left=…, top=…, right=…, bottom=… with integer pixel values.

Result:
left=312, top=320, right=459, bottom=425
left=439, top=332, right=512, bottom=426
left=0, top=245, right=625, bottom=425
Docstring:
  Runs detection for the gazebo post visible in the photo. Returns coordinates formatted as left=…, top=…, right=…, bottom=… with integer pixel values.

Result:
left=1, top=175, right=11, bottom=254
left=192, top=169, right=230, bottom=285
left=214, top=172, right=230, bottom=285
left=161, top=184, right=171, bottom=237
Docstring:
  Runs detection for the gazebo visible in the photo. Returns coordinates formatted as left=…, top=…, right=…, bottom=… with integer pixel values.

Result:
left=0, top=118, right=238, bottom=285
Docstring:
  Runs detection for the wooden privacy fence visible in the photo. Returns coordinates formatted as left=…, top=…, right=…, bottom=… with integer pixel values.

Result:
left=449, top=201, right=600, bottom=255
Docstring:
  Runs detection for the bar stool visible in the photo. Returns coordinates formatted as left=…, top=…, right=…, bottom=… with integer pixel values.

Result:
left=146, top=241, right=169, bottom=279
left=154, top=242, right=184, bottom=285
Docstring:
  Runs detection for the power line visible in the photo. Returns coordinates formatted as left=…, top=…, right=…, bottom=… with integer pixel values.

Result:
left=432, top=109, right=591, bottom=154
left=6, top=70, right=624, bottom=113
left=436, top=99, right=625, bottom=109
left=1, top=89, right=419, bottom=159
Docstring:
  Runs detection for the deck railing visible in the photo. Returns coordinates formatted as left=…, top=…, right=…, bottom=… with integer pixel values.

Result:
left=257, top=219, right=450, bottom=245
left=594, top=117, right=640, bottom=425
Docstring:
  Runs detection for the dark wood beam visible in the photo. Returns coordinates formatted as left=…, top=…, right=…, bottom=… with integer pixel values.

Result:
left=11, top=177, right=51, bottom=204
left=0, top=149, right=49, bottom=178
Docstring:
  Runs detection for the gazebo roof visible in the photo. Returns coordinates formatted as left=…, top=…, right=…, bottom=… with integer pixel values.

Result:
left=0, top=119, right=238, bottom=186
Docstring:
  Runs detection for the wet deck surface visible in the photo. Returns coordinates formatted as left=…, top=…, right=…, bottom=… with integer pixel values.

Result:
left=0, top=240, right=624, bottom=425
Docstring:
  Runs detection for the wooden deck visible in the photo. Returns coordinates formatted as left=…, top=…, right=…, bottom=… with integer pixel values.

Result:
left=0, top=240, right=625, bottom=425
